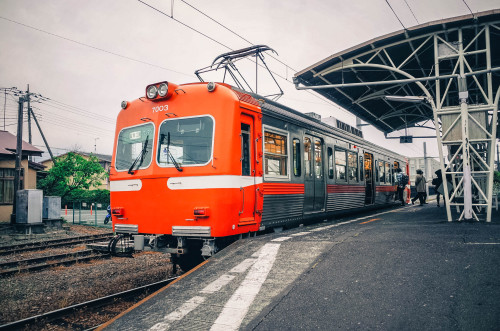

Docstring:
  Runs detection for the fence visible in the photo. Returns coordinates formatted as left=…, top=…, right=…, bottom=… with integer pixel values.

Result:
left=61, top=201, right=112, bottom=229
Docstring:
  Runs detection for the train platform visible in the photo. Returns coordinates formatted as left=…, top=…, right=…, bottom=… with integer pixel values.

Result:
left=100, top=200, right=500, bottom=330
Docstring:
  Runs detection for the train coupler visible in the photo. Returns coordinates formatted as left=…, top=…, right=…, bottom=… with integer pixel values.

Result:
left=201, top=239, right=217, bottom=257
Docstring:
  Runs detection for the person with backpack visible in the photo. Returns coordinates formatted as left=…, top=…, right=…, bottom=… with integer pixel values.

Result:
left=395, top=168, right=408, bottom=206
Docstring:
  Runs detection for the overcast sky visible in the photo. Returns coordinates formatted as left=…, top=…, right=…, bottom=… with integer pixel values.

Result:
left=0, top=0, right=498, bottom=162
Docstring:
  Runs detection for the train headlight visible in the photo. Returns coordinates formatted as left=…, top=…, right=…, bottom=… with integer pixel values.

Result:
left=121, top=101, right=128, bottom=109
left=146, top=85, right=158, bottom=99
left=207, top=82, right=216, bottom=92
left=158, top=83, right=168, bottom=97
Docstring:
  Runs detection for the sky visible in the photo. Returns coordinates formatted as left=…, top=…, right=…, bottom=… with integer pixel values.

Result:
left=0, top=0, right=498, bottom=162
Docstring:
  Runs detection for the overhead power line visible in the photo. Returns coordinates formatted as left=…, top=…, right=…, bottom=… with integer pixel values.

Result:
left=404, top=0, right=419, bottom=24
left=138, top=0, right=355, bottom=118
left=385, top=0, right=406, bottom=30
left=0, top=15, right=193, bottom=78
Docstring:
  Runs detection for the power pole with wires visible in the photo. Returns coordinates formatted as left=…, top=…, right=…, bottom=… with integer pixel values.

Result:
left=11, top=94, right=25, bottom=223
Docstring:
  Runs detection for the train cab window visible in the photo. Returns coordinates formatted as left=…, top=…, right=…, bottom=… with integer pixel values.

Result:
left=327, top=147, right=334, bottom=179
left=334, top=149, right=347, bottom=181
left=157, top=116, right=214, bottom=167
left=115, top=123, right=154, bottom=172
left=264, top=130, right=288, bottom=177
left=293, top=139, right=301, bottom=176
left=379, top=161, right=385, bottom=183
left=348, top=152, right=358, bottom=182
left=304, top=138, right=312, bottom=178
left=241, top=124, right=251, bottom=176
left=385, top=162, right=391, bottom=184
left=314, top=139, right=323, bottom=179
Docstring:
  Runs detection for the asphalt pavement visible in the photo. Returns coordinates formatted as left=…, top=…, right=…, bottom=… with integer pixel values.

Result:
left=102, top=201, right=500, bottom=331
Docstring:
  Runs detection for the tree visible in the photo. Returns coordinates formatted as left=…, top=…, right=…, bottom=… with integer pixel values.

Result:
left=38, top=152, right=108, bottom=200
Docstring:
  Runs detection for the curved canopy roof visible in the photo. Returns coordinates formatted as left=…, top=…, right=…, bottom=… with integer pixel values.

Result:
left=294, top=9, right=500, bottom=134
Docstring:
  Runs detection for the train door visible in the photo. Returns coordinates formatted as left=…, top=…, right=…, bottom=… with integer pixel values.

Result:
left=364, top=152, right=375, bottom=204
left=239, top=114, right=256, bottom=224
left=304, top=136, right=325, bottom=212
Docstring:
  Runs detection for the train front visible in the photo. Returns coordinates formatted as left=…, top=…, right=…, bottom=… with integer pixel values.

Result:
left=109, top=81, right=262, bottom=267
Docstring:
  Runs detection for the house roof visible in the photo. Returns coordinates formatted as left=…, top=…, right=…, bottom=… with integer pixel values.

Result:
left=0, top=131, right=43, bottom=157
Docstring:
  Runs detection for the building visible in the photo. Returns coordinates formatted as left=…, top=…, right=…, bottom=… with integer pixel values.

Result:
left=40, top=152, right=112, bottom=190
left=408, top=157, right=441, bottom=185
left=0, top=131, right=44, bottom=223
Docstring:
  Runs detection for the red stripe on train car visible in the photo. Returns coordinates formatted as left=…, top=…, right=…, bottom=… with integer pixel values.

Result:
left=375, top=186, right=396, bottom=192
left=327, top=185, right=365, bottom=194
left=262, top=183, right=305, bottom=195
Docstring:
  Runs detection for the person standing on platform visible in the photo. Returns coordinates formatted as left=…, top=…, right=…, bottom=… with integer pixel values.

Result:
left=412, top=169, right=426, bottom=205
left=433, top=169, right=444, bottom=207
left=395, top=168, right=407, bottom=206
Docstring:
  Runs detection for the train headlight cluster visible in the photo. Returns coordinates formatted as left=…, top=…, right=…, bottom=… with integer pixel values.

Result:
left=145, top=81, right=178, bottom=101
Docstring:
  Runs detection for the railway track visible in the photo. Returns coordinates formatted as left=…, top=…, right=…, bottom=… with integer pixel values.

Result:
left=0, top=249, right=110, bottom=277
left=0, top=276, right=179, bottom=330
left=0, top=233, right=113, bottom=256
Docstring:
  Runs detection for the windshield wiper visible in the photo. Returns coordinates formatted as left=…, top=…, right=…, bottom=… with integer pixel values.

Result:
left=166, top=132, right=183, bottom=172
left=128, top=136, right=149, bottom=175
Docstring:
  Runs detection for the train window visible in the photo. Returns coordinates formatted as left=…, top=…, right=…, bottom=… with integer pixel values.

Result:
left=334, top=149, right=346, bottom=181
left=304, top=138, right=312, bottom=178
left=314, top=139, right=323, bottom=179
left=115, top=123, right=154, bottom=172
left=359, top=155, right=364, bottom=181
left=379, top=161, right=385, bottom=183
left=385, top=162, right=391, bottom=184
left=348, top=152, right=358, bottom=182
left=241, top=124, right=251, bottom=176
left=327, top=147, right=333, bottom=179
left=264, top=130, right=288, bottom=177
left=157, top=116, right=214, bottom=167
left=293, top=139, right=301, bottom=176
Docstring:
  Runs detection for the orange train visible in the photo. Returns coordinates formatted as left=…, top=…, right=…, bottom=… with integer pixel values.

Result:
left=110, top=80, right=408, bottom=269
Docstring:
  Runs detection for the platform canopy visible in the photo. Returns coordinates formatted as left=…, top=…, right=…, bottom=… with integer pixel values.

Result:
left=294, top=9, right=500, bottom=134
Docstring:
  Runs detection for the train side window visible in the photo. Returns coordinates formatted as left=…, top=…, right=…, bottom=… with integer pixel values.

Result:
left=359, top=155, right=364, bottom=181
left=293, top=138, right=301, bottom=176
left=385, top=162, right=391, bottom=184
left=241, top=124, right=251, bottom=176
left=314, top=139, right=323, bottom=179
left=304, top=137, right=312, bottom=178
left=379, top=161, right=385, bottom=183
left=264, top=130, right=288, bottom=178
left=375, top=161, right=379, bottom=183
left=334, top=148, right=346, bottom=181
left=348, top=152, right=358, bottom=182
left=327, top=147, right=334, bottom=179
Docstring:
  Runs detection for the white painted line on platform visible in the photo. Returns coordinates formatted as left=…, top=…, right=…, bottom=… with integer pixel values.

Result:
left=271, top=236, right=291, bottom=242
left=310, top=208, right=402, bottom=232
left=149, top=296, right=205, bottom=331
left=210, top=243, right=281, bottom=331
left=201, top=274, right=236, bottom=294
left=291, top=231, right=311, bottom=236
left=465, top=242, right=500, bottom=245
left=230, top=258, right=257, bottom=273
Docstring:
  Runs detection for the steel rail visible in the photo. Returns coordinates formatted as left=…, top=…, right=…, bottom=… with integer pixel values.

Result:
left=0, top=233, right=113, bottom=255
left=0, top=276, right=179, bottom=330
left=0, top=250, right=111, bottom=277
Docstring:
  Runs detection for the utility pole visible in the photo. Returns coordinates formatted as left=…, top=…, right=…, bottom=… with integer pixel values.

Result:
left=3, top=89, right=6, bottom=131
left=11, top=95, right=25, bottom=223
left=27, top=85, right=33, bottom=161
